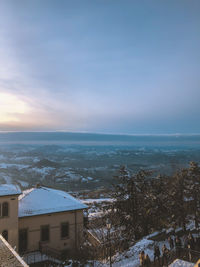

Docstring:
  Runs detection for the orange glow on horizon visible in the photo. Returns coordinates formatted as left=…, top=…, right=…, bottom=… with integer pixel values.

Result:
left=0, top=92, right=30, bottom=123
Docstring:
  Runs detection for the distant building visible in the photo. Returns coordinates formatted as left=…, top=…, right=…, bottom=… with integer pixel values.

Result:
left=0, top=184, right=87, bottom=259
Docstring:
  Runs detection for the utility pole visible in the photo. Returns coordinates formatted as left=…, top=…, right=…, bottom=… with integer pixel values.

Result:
left=106, top=219, right=112, bottom=267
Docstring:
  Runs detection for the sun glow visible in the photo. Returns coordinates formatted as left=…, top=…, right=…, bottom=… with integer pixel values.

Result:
left=0, top=92, right=30, bottom=123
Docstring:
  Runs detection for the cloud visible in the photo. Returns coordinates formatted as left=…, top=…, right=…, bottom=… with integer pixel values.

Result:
left=0, top=92, right=31, bottom=123
left=0, top=1, right=200, bottom=133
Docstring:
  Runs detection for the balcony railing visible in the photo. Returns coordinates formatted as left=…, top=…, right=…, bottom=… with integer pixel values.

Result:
left=21, top=243, right=64, bottom=266
left=22, top=251, right=63, bottom=266
left=39, top=242, right=62, bottom=260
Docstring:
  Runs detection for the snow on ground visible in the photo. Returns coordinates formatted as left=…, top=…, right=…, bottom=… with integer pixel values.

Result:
left=54, top=170, right=83, bottom=181
left=83, top=167, right=108, bottom=172
left=93, top=236, right=176, bottom=267
left=82, top=198, right=114, bottom=204
left=82, top=177, right=89, bottom=182
left=0, top=163, right=29, bottom=169
left=29, top=167, right=55, bottom=174
left=87, top=177, right=93, bottom=181
left=186, top=220, right=196, bottom=231
left=57, top=147, right=80, bottom=153
left=1, top=174, right=12, bottom=184
left=32, top=157, right=40, bottom=163
left=113, top=238, right=170, bottom=267
left=17, top=180, right=29, bottom=188
left=81, top=198, right=114, bottom=219
left=27, top=167, right=55, bottom=180
left=169, top=259, right=194, bottom=267
left=88, top=211, right=105, bottom=219
left=94, top=219, right=199, bottom=267
left=65, top=170, right=82, bottom=180
left=0, top=154, right=5, bottom=160
left=113, top=238, right=155, bottom=267
left=110, top=224, right=198, bottom=267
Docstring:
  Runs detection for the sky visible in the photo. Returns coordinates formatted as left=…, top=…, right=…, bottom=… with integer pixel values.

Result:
left=0, top=0, right=200, bottom=134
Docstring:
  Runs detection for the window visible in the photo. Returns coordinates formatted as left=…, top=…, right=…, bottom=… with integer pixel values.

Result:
left=2, top=202, right=9, bottom=217
left=41, top=225, right=49, bottom=242
left=2, top=230, right=8, bottom=241
left=61, top=222, right=69, bottom=239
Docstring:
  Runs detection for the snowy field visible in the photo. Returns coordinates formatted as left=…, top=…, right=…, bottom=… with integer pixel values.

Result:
left=0, top=140, right=200, bottom=191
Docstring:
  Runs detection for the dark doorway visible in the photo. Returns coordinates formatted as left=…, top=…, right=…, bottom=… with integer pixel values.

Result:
left=19, top=229, right=28, bottom=253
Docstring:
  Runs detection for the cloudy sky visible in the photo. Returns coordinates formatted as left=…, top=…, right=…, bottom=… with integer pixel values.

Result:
left=0, top=0, right=200, bottom=134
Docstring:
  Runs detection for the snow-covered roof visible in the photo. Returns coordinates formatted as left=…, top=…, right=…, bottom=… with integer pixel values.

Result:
left=19, top=186, right=87, bottom=217
left=0, top=184, right=21, bottom=196
left=169, top=259, right=194, bottom=267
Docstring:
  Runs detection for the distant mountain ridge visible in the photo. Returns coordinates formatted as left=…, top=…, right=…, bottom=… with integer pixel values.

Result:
left=0, top=131, right=199, bottom=148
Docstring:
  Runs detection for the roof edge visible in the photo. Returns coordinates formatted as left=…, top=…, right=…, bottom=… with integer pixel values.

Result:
left=19, top=207, right=87, bottom=218
left=0, top=192, right=21, bottom=197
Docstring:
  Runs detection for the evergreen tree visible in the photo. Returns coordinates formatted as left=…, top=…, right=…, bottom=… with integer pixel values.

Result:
left=148, top=175, right=170, bottom=229
left=168, top=169, right=188, bottom=231
left=110, top=162, right=200, bottom=243
left=187, top=161, right=200, bottom=228
left=111, top=167, right=152, bottom=241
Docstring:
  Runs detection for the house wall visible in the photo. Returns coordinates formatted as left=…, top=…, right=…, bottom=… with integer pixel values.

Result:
left=0, top=195, right=19, bottom=249
left=19, top=209, right=84, bottom=253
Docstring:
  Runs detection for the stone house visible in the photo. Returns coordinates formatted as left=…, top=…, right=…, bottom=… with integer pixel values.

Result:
left=0, top=184, right=87, bottom=259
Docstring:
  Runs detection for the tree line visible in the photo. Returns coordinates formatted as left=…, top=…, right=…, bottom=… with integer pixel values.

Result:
left=71, top=162, right=200, bottom=265
left=110, top=161, right=200, bottom=242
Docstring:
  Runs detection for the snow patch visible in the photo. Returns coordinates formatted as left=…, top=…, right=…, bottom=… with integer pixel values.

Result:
left=169, top=259, right=194, bottom=267
left=17, top=180, right=29, bottom=188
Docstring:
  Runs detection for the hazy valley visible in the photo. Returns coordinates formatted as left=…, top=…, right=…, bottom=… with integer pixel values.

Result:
left=0, top=133, right=200, bottom=195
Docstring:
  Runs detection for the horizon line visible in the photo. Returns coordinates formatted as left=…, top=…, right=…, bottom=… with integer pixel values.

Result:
left=0, top=130, right=200, bottom=137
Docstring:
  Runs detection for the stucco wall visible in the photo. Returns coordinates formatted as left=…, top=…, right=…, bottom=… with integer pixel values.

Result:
left=19, top=209, right=84, bottom=253
left=0, top=195, right=19, bottom=249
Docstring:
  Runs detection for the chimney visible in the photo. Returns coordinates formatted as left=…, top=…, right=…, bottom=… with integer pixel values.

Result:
left=36, top=183, right=41, bottom=188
